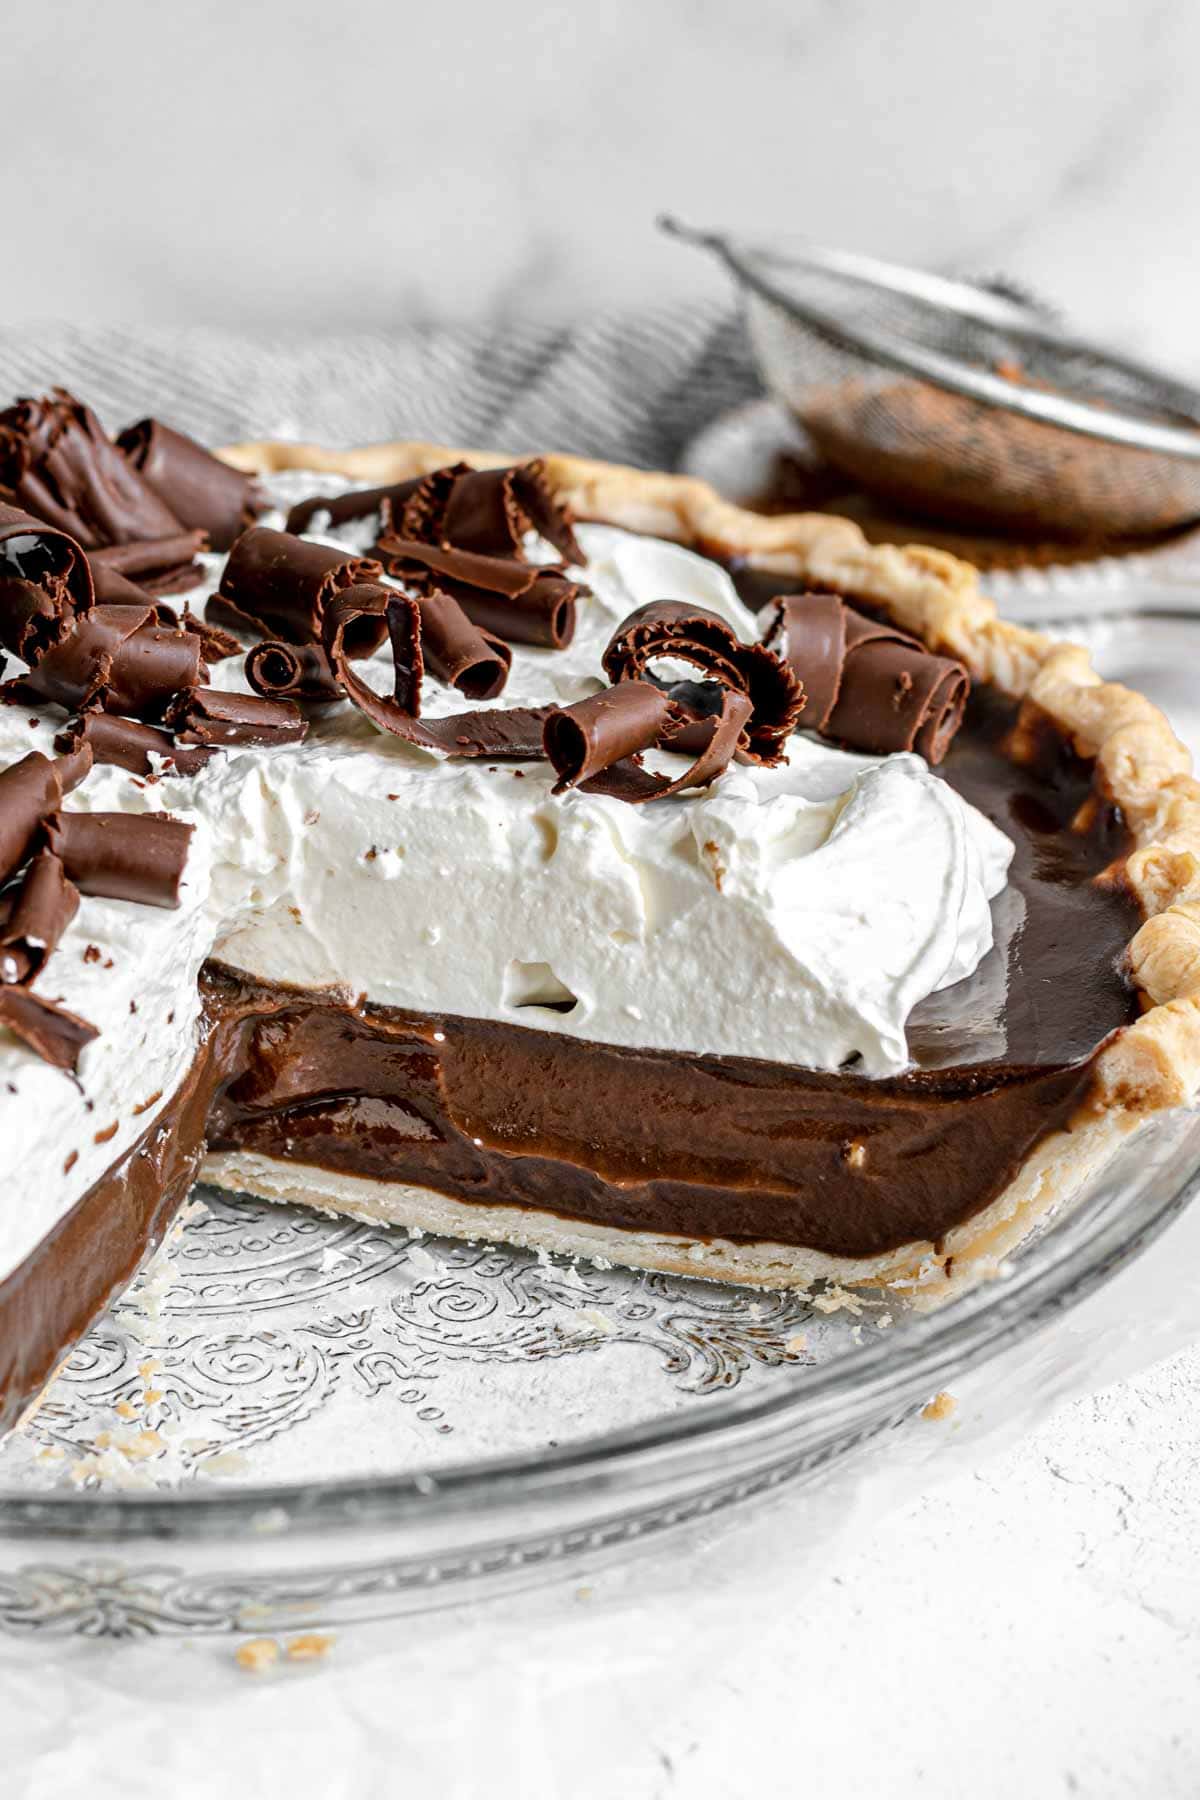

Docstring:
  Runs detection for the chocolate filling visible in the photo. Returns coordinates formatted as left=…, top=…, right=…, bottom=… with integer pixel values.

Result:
left=0, top=1052, right=211, bottom=1433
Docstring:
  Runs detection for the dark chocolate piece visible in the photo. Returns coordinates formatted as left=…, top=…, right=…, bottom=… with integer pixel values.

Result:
left=760, top=593, right=969, bottom=764
left=87, top=558, right=154, bottom=606
left=285, top=473, right=430, bottom=538
left=44, top=811, right=194, bottom=908
left=178, top=609, right=243, bottom=663
left=9, top=604, right=206, bottom=720
left=55, top=713, right=214, bottom=778
left=548, top=684, right=751, bottom=803
left=324, top=586, right=552, bottom=758
left=0, top=851, right=79, bottom=983
left=602, top=600, right=804, bottom=766
left=117, top=420, right=267, bottom=551
left=376, top=534, right=581, bottom=649
left=0, top=502, right=94, bottom=662
left=0, top=985, right=97, bottom=1071
left=90, top=530, right=208, bottom=598
left=217, top=528, right=386, bottom=651
left=414, top=591, right=511, bottom=700
left=395, top=460, right=582, bottom=563
left=245, top=640, right=343, bottom=703
left=0, top=747, right=93, bottom=884
left=0, top=390, right=183, bottom=547
left=544, top=681, right=672, bottom=791
left=166, top=686, right=308, bottom=748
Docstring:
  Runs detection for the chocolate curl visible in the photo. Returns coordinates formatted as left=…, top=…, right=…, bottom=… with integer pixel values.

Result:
left=0, top=851, right=79, bottom=984
left=285, top=472, right=433, bottom=538
left=245, top=640, right=342, bottom=703
left=55, top=713, right=214, bottom=778
left=179, top=609, right=243, bottom=663
left=324, top=586, right=552, bottom=758
left=760, top=594, right=969, bottom=764
left=0, top=502, right=94, bottom=661
left=415, top=591, right=511, bottom=700
left=117, top=419, right=267, bottom=551
left=44, top=811, right=194, bottom=908
left=376, top=533, right=581, bottom=650
left=396, top=460, right=582, bottom=564
left=545, top=683, right=751, bottom=804
left=90, top=529, right=208, bottom=598
left=216, top=527, right=386, bottom=652
left=166, top=686, right=308, bottom=749
left=0, top=747, right=93, bottom=884
left=391, top=462, right=471, bottom=544
left=88, top=558, right=155, bottom=606
left=9, top=604, right=207, bottom=720
left=0, top=389, right=183, bottom=547
left=545, top=681, right=672, bottom=792
left=602, top=600, right=804, bottom=766
left=0, top=986, right=97, bottom=1071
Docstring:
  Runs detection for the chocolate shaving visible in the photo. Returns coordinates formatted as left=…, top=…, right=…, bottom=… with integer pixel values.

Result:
left=284, top=473, right=432, bottom=538
left=117, top=419, right=267, bottom=551
left=0, top=389, right=183, bottom=548
left=217, top=527, right=387, bottom=653
left=165, top=686, right=308, bottom=749
left=376, top=534, right=581, bottom=650
left=44, top=810, right=194, bottom=908
left=544, top=682, right=752, bottom=803
left=415, top=590, right=511, bottom=699
left=323, top=586, right=552, bottom=758
left=87, top=558, right=155, bottom=606
left=245, top=640, right=342, bottom=704
left=203, top=594, right=267, bottom=641
left=545, top=681, right=671, bottom=792
left=179, top=609, right=242, bottom=663
left=0, top=746, right=93, bottom=884
left=90, top=530, right=208, bottom=598
left=0, top=851, right=79, bottom=984
left=0, top=502, right=94, bottom=662
left=56, top=712, right=214, bottom=778
left=0, top=985, right=97, bottom=1071
left=760, top=593, right=969, bottom=764
left=394, top=460, right=582, bottom=564
left=601, top=600, right=804, bottom=765
left=7, top=604, right=207, bottom=720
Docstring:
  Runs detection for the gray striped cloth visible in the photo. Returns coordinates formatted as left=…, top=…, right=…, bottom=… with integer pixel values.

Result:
left=0, top=307, right=760, bottom=470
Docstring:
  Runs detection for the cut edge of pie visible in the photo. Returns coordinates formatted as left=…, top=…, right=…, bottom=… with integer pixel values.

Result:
left=202, top=435, right=1200, bottom=1303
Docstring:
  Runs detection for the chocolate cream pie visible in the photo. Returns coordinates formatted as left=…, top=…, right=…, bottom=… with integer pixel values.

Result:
left=3, top=393, right=1200, bottom=1437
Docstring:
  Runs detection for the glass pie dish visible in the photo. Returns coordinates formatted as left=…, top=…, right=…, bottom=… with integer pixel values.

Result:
left=0, top=1100, right=1196, bottom=1641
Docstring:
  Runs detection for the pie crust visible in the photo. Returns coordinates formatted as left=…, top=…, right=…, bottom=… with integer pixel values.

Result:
left=212, top=437, right=1200, bottom=1299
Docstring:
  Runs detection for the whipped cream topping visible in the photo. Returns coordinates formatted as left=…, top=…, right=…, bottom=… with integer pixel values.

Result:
left=0, top=470, right=1012, bottom=1281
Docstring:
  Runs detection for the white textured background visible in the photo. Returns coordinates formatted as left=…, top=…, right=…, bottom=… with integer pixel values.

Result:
left=3, top=0, right=1199, bottom=373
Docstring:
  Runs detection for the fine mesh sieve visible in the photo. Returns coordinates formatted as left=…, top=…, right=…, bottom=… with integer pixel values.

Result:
left=661, top=219, right=1200, bottom=541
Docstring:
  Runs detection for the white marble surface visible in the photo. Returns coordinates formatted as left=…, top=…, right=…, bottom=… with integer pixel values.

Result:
left=3, top=0, right=1200, bottom=375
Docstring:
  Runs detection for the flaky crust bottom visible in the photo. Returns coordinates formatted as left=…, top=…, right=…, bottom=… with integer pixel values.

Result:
left=214, top=435, right=1200, bottom=1295
left=202, top=1106, right=1135, bottom=1307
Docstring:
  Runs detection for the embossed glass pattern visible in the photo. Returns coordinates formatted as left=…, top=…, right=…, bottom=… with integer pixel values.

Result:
left=1, top=1110, right=1197, bottom=1638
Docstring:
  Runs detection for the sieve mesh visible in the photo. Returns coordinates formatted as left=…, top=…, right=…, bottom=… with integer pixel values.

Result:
left=665, top=222, right=1200, bottom=539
